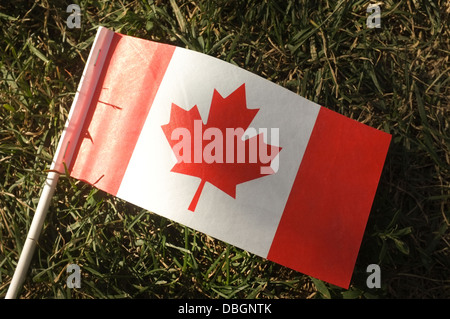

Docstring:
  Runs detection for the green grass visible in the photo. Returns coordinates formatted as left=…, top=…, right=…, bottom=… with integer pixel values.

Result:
left=0, top=0, right=449, bottom=299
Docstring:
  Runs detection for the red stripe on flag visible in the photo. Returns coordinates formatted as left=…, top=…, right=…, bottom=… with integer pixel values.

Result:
left=69, top=34, right=175, bottom=196
left=267, top=107, right=391, bottom=288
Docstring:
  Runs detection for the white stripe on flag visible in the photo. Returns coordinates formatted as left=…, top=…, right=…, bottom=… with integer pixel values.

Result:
left=116, top=47, right=320, bottom=257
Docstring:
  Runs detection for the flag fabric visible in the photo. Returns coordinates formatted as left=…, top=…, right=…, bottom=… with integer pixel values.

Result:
left=53, top=27, right=391, bottom=289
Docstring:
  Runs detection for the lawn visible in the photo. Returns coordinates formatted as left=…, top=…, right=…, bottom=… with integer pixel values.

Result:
left=0, top=0, right=448, bottom=299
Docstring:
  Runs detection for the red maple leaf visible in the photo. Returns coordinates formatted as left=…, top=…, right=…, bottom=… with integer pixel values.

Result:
left=161, top=83, right=281, bottom=212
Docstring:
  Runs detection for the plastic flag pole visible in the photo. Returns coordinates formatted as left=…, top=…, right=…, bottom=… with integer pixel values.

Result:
left=4, top=26, right=113, bottom=299
left=5, top=171, right=60, bottom=299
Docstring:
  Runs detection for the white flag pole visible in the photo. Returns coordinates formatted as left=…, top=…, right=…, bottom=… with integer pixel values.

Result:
left=5, top=171, right=60, bottom=299
left=4, top=26, right=114, bottom=299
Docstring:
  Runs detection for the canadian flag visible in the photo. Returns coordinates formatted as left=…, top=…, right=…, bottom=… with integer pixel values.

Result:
left=53, top=27, right=391, bottom=289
